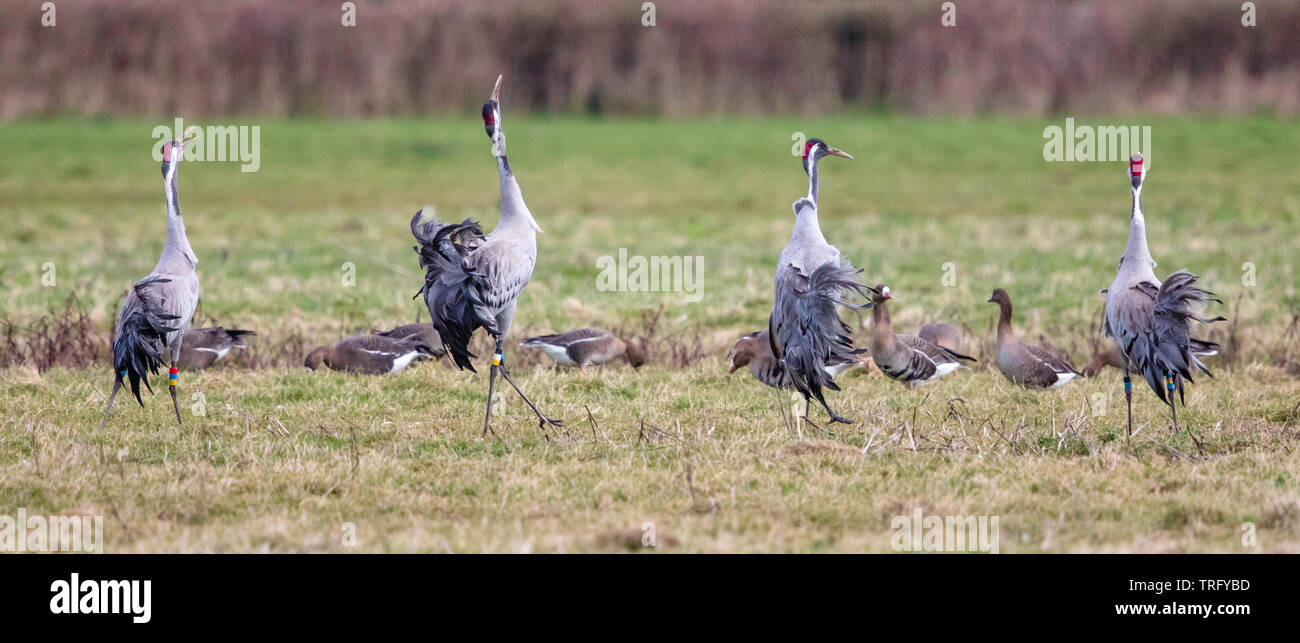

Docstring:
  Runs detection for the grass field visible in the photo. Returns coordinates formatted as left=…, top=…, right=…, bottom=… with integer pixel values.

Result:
left=1, top=116, right=1298, bottom=552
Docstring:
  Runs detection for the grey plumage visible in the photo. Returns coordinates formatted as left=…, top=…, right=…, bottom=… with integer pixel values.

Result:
left=1104, top=154, right=1224, bottom=432
left=988, top=289, right=1081, bottom=390
left=113, top=276, right=182, bottom=403
left=522, top=328, right=645, bottom=368
left=727, top=329, right=859, bottom=390
left=410, top=75, right=560, bottom=434
left=869, top=286, right=975, bottom=387
left=1082, top=339, right=1217, bottom=378
left=769, top=138, right=869, bottom=424
left=100, top=136, right=202, bottom=429
left=304, top=333, right=436, bottom=375
left=918, top=323, right=963, bottom=353
left=372, top=323, right=444, bottom=358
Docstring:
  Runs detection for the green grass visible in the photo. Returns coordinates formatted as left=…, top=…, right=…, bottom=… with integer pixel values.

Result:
left=1, top=116, right=1298, bottom=552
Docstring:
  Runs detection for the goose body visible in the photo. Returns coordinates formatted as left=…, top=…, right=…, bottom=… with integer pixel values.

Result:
left=177, top=327, right=255, bottom=371
left=868, top=286, right=975, bottom=387
left=522, top=328, right=644, bottom=368
left=918, top=323, right=963, bottom=353
left=304, top=333, right=435, bottom=375
left=372, top=323, right=446, bottom=358
left=987, top=289, right=1081, bottom=389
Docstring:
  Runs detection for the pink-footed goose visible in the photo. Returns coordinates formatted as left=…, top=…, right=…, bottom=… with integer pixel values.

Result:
left=372, top=323, right=446, bottom=359
left=177, top=327, right=256, bottom=371
left=304, top=332, right=437, bottom=375
left=987, top=289, right=1081, bottom=389
left=769, top=138, right=872, bottom=424
left=726, top=330, right=860, bottom=390
left=411, top=75, right=561, bottom=435
left=918, top=323, right=963, bottom=353
left=98, top=132, right=202, bottom=430
left=869, top=286, right=975, bottom=387
left=1103, top=154, right=1225, bottom=434
left=522, top=328, right=645, bottom=368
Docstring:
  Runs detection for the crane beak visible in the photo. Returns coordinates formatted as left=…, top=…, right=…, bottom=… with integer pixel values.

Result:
left=826, top=146, right=853, bottom=159
left=490, top=74, right=502, bottom=103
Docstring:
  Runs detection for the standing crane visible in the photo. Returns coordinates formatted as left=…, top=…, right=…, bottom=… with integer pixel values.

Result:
left=98, top=131, right=202, bottom=429
left=768, top=138, right=872, bottom=424
left=1104, top=154, right=1224, bottom=435
left=411, top=75, right=562, bottom=435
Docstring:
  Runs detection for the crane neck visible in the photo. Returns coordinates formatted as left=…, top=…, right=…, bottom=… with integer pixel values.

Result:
left=160, top=167, right=198, bottom=270
left=496, top=154, right=542, bottom=234
left=790, top=200, right=826, bottom=247
left=1122, top=186, right=1153, bottom=273
left=805, top=152, right=822, bottom=203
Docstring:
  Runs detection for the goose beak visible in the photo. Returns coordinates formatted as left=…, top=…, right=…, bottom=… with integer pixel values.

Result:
left=826, top=146, right=853, bottom=159
left=490, top=74, right=502, bottom=103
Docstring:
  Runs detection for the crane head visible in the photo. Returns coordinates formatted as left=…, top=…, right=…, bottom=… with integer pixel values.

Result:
left=482, top=74, right=503, bottom=140
left=801, top=138, right=853, bottom=175
left=159, top=126, right=201, bottom=179
left=869, top=285, right=892, bottom=303
left=1128, top=153, right=1145, bottom=190
left=987, top=288, right=1011, bottom=306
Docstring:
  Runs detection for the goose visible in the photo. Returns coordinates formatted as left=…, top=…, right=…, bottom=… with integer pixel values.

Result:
left=1103, top=154, right=1224, bottom=434
left=177, top=327, right=256, bottom=371
left=918, top=323, right=963, bottom=353
left=726, top=330, right=860, bottom=390
left=987, top=289, right=1081, bottom=389
left=304, top=333, right=436, bottom=375
left=522, top=328, right=645, bottom=368
left=372, top=323, right=446, bottom=358
left=868, top=286, right=975, bottom=387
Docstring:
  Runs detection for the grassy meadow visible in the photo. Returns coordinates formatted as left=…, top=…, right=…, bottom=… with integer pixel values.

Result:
left=1, top=116, right=1298, bottom=552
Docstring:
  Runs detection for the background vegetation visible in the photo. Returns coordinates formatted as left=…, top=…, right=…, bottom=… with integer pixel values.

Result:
left=3, top=0, right=1299, bottom=119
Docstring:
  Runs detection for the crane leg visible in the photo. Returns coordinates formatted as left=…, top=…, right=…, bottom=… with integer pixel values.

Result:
left=813, top=392, right=853, bottom=425
left=1122, top=369, right=1133, bottom=438
left=482, top=362, right=499, bottom=437
left=98, top=377, right=122, bottom=431
left=168, top=366, right=183, bottom=426
left=1166, top=371, right=1180, bottom=433
left=493, top=342, right=563, bottom=430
